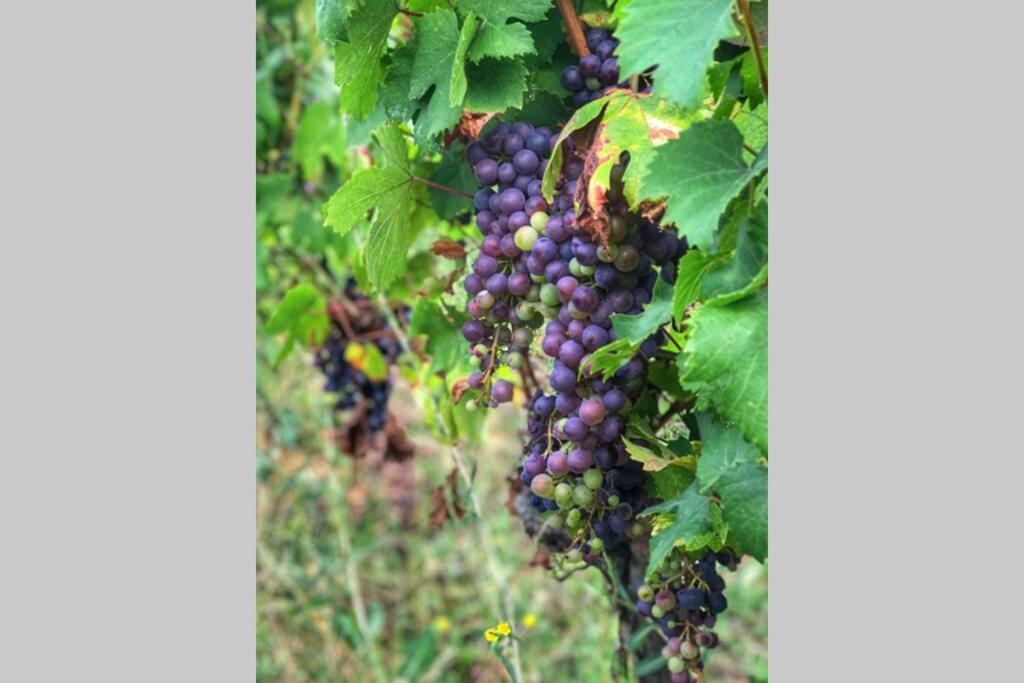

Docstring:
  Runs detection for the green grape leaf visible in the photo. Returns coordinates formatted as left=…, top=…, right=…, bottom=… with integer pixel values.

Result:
left=427, top=142, right=476, bottom=219
left=464, top=58, right=529, bottom=112
left=409, top=298, right=471, bottom=375
left=316, top=0, right=352, bottom=44
left=323, top=124, right=423, bottom=290
left=734, top=102, right=768, bottom=163
left=542, top=91, right=691, bottom=214
left=580, top=337, right=638, bottom=380
left=646, top=465, right=696, bottom=501
left=694, top=412, right=763, bottom=492
left=451, top=13, right=478, bottom=105
left=642, top=119, right=768, bottom=250
left=409, top=9, right=466, bottom=140
left=611, top=275, right=674, bottom=343
left=624, top=414, right=693, bottom=471
left=294, top=102, right=344, bottom=182
left=681, top=290, right=767, bottom=452
left=639, top=482, right=712, bottom=578
left=702, top=203, right=767, bottom=300
left=740, top=48, right=767, bottom=110
left=262, top=283, right=324, bottom=335
left=717, top=462, right=767, bottom=561
left=672, top=248, right=719, bottom=323
left=458, top=0, right=553, bottom=62
left=332, top=1, right=396, bottom=120
left=683, top=502, right=728, bottom=553
left=615, top=0, right=740, bottom=110
left=380, top=46, right=417, bottom=121
left=262, top=284, right=329, bottom=367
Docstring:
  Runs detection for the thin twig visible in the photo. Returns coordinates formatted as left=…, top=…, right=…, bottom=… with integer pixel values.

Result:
left=737, top=0, right=768, bottom=97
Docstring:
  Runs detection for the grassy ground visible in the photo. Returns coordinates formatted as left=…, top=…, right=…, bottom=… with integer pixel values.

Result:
left=257, top=351, right=767, bottom=682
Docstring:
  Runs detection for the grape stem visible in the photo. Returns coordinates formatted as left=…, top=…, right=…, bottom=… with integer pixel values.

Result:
left=736, top=0, right=768, bottom=97
left=555, top=0, right=590, bottom=57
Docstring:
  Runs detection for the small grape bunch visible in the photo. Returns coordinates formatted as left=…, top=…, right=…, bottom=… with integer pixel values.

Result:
left=560, top=27, right=625, bottom=106
left=635, top=548, right=740, bottom=680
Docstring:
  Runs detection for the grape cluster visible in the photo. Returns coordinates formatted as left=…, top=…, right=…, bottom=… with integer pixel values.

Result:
left=461, top=120, right=563, bottom=406
left=636, top=548, right=739, bottom=682
left=314, top=286, right=401, bottom=432
left=560, top=27, right=648, bottom=106
left=462, top=117, right=686, bottom=564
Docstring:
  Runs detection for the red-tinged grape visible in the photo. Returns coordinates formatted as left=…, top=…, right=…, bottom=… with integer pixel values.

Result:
left=530, top=473, right=554, bottom=498
left=579, top=398, right=606, bottom=426
left=568, top=449, right=593, bottom=474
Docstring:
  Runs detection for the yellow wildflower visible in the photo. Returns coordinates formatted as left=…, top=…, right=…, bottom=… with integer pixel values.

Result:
left=433, top=616, right=451, bottom=633
left=484, top=621, right=513, bottom=643
left=522, top=613, right=537, bottom=629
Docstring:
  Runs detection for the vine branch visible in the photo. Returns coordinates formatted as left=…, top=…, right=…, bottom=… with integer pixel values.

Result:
left=555, top=0, right=590, bottom=57
left=736, top=0, right=768, bottom=97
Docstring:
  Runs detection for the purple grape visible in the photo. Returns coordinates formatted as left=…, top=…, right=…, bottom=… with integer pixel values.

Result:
left=567, top=449, right=593, bottom=473
left=555, top=392, right=580, bottom=415
left=560, top=65, right=584, bottom=91
left=545, top=260, right=570, bottom=283
left=559, top=340, right=585, bottom=369
left=607, top=289, right=634, bottom=313
left=550, top=365, right=577, bottom=392
left=574, top=242, right=598, bottom=266
left=579, top=398, right=606, bottom=426
left=598, top=415, right=623, bottom=441
left=586, top=28, right=609, bottom=51
left=547, top=451, right=569, bottom=476
left=571, top=286, right=599, bottom=312
left=498, top=188, right=526, bottom=214
left=595, top=39, right=617, bottom=60
left=525, top=194, right=548, bottom=215
left=491, top=379, right=513, bottom=403
left=464, top=273, right=483, bottom=295
left=513, top=149, right=539, bottom=174
left=525, top=131, right=551, bottom=157
left=500, top=234, right=522, bottom=258
left=502, top=133, right=525, bottom=156
left=474, top=188, right=494, bottom=211
left=545, top=215, right=569, bottom=243
left=485, top=273, right=508, bottom=296
left=462, top=321, right=486, bottom=343
left=467, top=142, right=489, bottom=165
left=474, top=159, right=498, bottom=185
left=581, top=324, right=609, bottom=350
left=556, top=275, right=579, bottom=301
left=567, top=319, right=585, bottom=341
left=563, top=416, right=588, bottom=441
left=508, top=211, right=530, bottom=230
left=514, top=174, right=533, bottom=193
left=524, top=453, right=546, bottom=477
left=527, top=179, right=543, bottom=197
left=599, top=58, right=620, bottom=85
left=541, top=334, right=563, bottom=358
left=580, top=54, right=601, bottom=78
left=603, top=389, right=626, bottom=412
left=498, top=161, right=517, bottom=184
left=546, top=320, right=567, bottom=337
left=532, top=237, right=558, bottom=264
left=476, top=210, right=495, bottom=232
left=473, top=255, right=498, bottom=277
left=481, top=234, right=502, bottom=257
left=594, top=445, right=616, bottom=469
left=508, top=272, right=531, bottom=296
left=533, top=394, right=555, bottom=417
left=468, top=371, right=485, bottom=389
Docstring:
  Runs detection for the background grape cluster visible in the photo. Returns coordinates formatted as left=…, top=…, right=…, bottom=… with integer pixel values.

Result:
left=560, top=26, right=650, bottom=104
left=314, top=284, right=401, bottom=433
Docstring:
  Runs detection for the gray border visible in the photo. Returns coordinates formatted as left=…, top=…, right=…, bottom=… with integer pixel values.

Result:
left=773, top=1, right=1024, bottom=680
left=0, top=1, right=254, bottom=680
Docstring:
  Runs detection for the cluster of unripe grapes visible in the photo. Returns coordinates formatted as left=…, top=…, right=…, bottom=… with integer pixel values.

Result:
left=635, top=548, right=738, bottom=682
left=314, top=285, right=401, bottom=432
left=560, top=26, right=649, bottom=105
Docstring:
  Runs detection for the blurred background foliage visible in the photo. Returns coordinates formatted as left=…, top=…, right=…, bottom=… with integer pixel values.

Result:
left=256, top=1, right=766, bottom=680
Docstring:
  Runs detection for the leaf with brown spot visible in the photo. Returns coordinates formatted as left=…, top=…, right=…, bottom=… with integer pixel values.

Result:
left=430, top=238, right=467, bottom=260
left=443, top=110, right=497, bottom=147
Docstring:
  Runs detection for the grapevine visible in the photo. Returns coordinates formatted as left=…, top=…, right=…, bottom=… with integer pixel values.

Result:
left=258, top=0, right=768, bottom=680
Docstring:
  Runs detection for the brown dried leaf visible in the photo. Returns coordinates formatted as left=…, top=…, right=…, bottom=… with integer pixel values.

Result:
left=430, top=238, right=467, bottom=260
left=445, top=110, right=498, bottom=147
left=428, top=468, right=465, bottom=530
left=451, top=378, right=471, bottom=404
left=383, top=414, right=415, bottom=462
